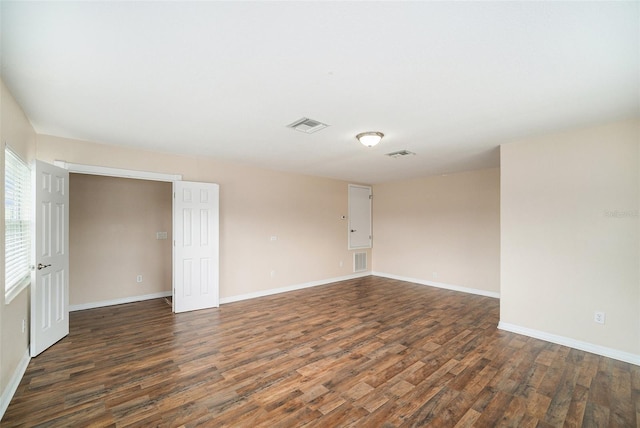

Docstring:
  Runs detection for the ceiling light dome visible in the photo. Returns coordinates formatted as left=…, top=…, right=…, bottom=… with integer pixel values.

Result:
left=356, top=132, right=384, bottom=147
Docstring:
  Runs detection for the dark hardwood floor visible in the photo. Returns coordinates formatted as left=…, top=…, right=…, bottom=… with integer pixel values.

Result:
left=3, top=276, right=638, bottom=427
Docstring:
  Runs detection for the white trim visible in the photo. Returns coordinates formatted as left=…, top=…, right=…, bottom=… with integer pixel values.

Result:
left=498, top=321, right=640, bottom=367
left=53, top=161, right=182, bottom=182
left=220, top=272, right=371, bottom=304
left=69, top=291, right=172, bottom=312
left=0, top=348, right=30, bottom=420
left=372, top=271, right=500, bottom=299
left=4, top=277, right=29, bottom=305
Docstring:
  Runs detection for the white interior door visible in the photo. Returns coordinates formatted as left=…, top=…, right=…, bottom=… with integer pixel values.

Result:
left=348, top=184, right=372, bottom=249
left=31, top=160, right=69, bottom=357
left=173, top=181, right=219, bottom=313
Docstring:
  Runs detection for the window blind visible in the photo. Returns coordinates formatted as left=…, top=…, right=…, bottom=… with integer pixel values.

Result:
left=5, top=147, right=31, bottom=294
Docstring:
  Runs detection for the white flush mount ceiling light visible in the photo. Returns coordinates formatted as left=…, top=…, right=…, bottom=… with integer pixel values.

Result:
left=356, top=132, right=384, bottom=147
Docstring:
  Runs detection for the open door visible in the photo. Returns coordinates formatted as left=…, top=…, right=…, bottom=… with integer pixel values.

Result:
left=173, top=181, right=219, bottom=313
left=31, top=160, right=70, bottom=357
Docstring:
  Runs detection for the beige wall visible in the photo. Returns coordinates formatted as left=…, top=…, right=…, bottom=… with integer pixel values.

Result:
left=69, top=174, right=172, bottom=305
left=0, top=81, right=36, bottom=397
left=36, top=134, right=369, bottom=301
left=501, top=119, right=640, bottom=356
left=372, top=168, right=500, bottom=295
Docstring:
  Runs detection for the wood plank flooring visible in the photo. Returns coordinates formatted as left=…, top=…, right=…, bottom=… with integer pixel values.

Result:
left=3, top=276, right=639, bottom=427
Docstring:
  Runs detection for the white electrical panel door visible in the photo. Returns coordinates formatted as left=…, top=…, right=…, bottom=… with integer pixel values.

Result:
left=348, top=184, right=372, bottom=249
left=31, top=160, right=70, bottom=357
left=173, top=181, right=219, bottom=313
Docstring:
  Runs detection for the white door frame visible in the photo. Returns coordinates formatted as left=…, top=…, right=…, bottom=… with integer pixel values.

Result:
left=52, top=161, right=184, bottom=308
left=53, top=161, right=182, bottom=182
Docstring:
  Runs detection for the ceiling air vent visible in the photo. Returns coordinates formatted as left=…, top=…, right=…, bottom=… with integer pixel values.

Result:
left=386, top=150, right=416, bottom=159
left=286, top=117, right=329, bottom=134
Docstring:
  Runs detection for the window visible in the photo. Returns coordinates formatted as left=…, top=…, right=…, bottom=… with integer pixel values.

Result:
left=5, top=147, right=31, bottom=300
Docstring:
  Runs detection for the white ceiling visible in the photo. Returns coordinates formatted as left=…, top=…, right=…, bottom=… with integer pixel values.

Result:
left=1, top=1, right=638, bottom=184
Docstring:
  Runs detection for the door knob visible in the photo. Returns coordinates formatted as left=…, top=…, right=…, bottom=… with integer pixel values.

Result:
left=37, top=263, right=51, bottom=270
left=350, top=229, right=357, bottom=232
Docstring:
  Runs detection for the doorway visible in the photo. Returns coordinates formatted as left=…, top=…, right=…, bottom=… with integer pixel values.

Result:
left=51, top=161, right=220, bottom=315
left=68, top=173, right=173, bottom=310
left=32, top=161, right=220, bottom=357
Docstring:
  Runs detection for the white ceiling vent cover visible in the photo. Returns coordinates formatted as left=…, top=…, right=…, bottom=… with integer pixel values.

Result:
left=287, top=117, right=329, bottom=134
left=386, top=150, right=416, bottom=159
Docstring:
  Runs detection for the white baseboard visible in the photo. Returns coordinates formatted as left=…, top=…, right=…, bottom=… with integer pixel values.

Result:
left=69, top=291, right=172, bottom=312
left=498, top=321, right=640, bottom=366
left=70, top=274, right=375, bottom=311
left=0, top=348, right=30, bottom=420
left=371, top=271, right=500, bottom=299
left=220, top=272, right=371, bottom=304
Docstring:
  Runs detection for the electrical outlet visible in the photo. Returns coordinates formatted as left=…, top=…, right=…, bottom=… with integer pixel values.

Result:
left=137, top=275, right=143, bottom=283
left=270, top=270, right=276, bottom=279
left=339, top=260, right=344, bottom=267
left=22, top=319, right=26, bottom=333
left=432, top=272, right=438, bottom=279
left=594, top=311, right=605, bottom=324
